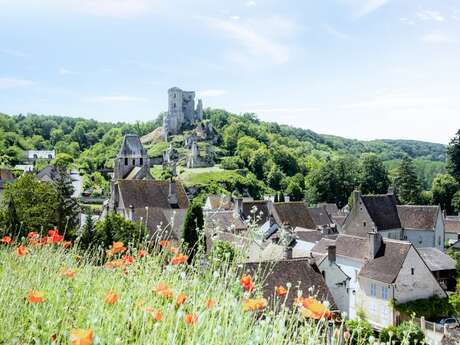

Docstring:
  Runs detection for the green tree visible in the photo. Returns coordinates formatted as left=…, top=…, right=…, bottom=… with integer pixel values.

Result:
left=94, top=212, right=147, bottom=248
left=431, top=174, right=459, bottom=214
left=447, top=129, right=460, bottom=182
left=79, top=207, right=95, bottom=249
left=452, top=190, right=460, bottom=214
left=54, top=166, right=80, bottom=236
left=182, top=201, right=205, bottom=261
left=394, top=156, right=422, bottom=204
left=53, top=153, right=74, bottom=169
left=267, top=165, right=285, bottom=191
left=2, top=174, right=59, bottom=235
left=5, top=196, right=20, bottom=236
left=358, top=154, right=390, bottom=194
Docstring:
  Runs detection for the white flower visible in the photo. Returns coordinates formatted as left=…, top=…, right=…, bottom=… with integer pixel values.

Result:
left=213, top=271, right=220, bottom=278
left=286, top=282, right=292, bottom=288
left=297, top=290, right=303, bottom=297
left=180, top=271, right=186, bottom=279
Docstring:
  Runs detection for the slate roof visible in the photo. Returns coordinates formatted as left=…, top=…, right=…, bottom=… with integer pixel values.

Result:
left=417, top=248, right=457, bottom=271
left=295, top=228, right=323, bottom=243
left=117, top=180, right=189, bottom=209
left=308, top=207, right=333, bottom=227
left=361, top=194, right=401, bottom=230
left=445, top=219, right=460, bottom=234
left=242, top=259, right=336, bottom=309
left=0, top=169, right=14, bottom=180
left=118, top=134, right=146, bottom=157
left=397, top=205, right=439, bottom=230
left=36, top=165, right=61, bottom=181
left=318, top=203, right=339, bottom=216
left=359, top=240, right=411, bottom=283
left=204, top=210, right=247, bottom=233
left=273, top=202, right=316, bottom=229
left=331, top=215, right=347, bottom=227
left=133, top=207, right=187, bottom=240
left=311, top=235, right=370, bottom=261
left=242, top=200, right=270, bottom=225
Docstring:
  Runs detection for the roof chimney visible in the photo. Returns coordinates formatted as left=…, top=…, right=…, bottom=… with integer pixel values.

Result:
left=327, top=245, right=336, bottom=264
left=234, top=197, right=243, bottom=216
left=352, top=190, right=361, bottom=209
left=168, top=179, right=178, bottom=206
left=368, top=231, right=382, bottom=259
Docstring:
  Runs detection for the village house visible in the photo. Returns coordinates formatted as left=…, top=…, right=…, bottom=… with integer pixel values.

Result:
left=343, top=191, right=445, bottom=251
left=312, top=232, right=447, bottom=329
left=445, top=214, right=460, bottom=244
left=0, top=168, right=15, bottom=202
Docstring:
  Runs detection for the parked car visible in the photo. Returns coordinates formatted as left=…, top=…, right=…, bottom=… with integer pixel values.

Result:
left=439, top=318, right=459, bottom=329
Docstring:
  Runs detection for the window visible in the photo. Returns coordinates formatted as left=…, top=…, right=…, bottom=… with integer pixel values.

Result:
left=322, top=271, right=326, bottom=279
left=173, top=103, right=176, bottom=108
left=370, top=283, right=377, bottom=297
left=124, top=158, right=128, bottom=165
left=411, top=268, right=415, bottom=275
left=370, top=302, right=377, bottom=315
left=363, top=222, right=366, bottom=227
left=381, top=286, right=388, bottom=300
left=438, top=236, right=441, bottom=246
left=132, top=159, right=135, bottom=165
left=140, top=158, right=143, bottom=165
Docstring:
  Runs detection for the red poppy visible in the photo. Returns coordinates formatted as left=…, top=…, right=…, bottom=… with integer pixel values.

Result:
left=62, top=241, right=72, bottom=248
left=27, top=231, right=39, bottom=239
left=61, top=268, right=76, bottom=279
left=106, top=242, right=127, bottom=257
left=295, top=296, right=332, bottom=320
left=159, top=240, right=170, bottom=248
left=105, top=291, right=119, bottom=304
left=170, top=254, right=188, bottom=265
left=16, top=245, right=28, bottom=256
left=70, top=329, right=93, bottom=345
left=243, top=298, right=267, bottom=312
left=138, top=249, right=147, bottom=258
left=122, top=255, right=134, bottom=264
left=275, top=286, right=288, bottom=297
left=184, top=313, right=198, bottom=325
left=1, top=235, right=11, bottom=245
left=206, top=298, right=215, bottom=310
left=240, top=275, right=255, bottom=292
left=176, top=293, right=187, bottom=307
left=27, top=290, right=45, bottom=303
left=153, top=282, right=173, bottom=299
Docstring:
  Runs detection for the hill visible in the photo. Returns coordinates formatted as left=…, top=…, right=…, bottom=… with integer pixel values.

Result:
left=0, top=110, right=447, bottom=203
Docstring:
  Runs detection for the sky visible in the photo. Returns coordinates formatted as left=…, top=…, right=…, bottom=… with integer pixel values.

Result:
left=1, top=0, right=459, bottom=144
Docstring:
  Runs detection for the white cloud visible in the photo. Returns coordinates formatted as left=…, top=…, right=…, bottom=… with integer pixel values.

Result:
left=206, top=16, right=296, bottom=64
left=416, top=10, right=445, bottom=22
left=0, top=78, right=34, bottom=89
left=421, top=32, right=455, bottom=44
left=245, top=1, right=256, bottom=7
left=0, top=48, right=29, bottom=58
left=341, top=0, right=390, bottom=18
left=85, top=95, right=148, bottom=102
left=230, top=15, right=240, bottom=20
left=59, top=67, right=75, bottom=75
left=197, top=89, right=227, bottom=97
left=324, top=25, right=351, bottom=40
left=247, top=106, right=319, bottom=113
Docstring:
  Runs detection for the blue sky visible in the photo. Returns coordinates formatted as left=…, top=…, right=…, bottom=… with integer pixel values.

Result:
left=1, top=0, right=459, bottom=144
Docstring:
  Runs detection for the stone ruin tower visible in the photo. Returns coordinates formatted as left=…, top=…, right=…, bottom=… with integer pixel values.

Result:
left=163, top=87, right=203, bottom=139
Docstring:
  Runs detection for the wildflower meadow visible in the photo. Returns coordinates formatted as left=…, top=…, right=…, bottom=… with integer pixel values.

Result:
left=0, top=231, right=341, bottom=345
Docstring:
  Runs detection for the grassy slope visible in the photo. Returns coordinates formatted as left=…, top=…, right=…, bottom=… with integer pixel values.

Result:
left=0, top=244, right=334, bottom=344
left=178, top=167, right=241, bottom=187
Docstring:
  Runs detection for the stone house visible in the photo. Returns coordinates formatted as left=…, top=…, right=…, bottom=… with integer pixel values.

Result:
left=312, top=233, right=447, bottom=329
left=445, top=215, right=460, bottom=244
left=397, top=205, right=444, bottom=251
left=343, top=191, right=446, bottom=251
left=113, top=134, right=152, bottom=181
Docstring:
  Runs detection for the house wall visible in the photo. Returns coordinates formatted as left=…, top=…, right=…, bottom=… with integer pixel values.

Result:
left=404, top=229, right=435, bottom=248
left=394, top=247, right=446, bottom=304
left=434, top=210, right=445, bottom=251
left=446, top=232, right=460, bottom=244
left=356, top=277, right=394, bottom=329
left=335, top=256, right=364, bottom=319
left=318, top=258, right=350, bottom=314
left=342, top=197, right=375, bottom=237
left=379, top=229, right=402, bottom=240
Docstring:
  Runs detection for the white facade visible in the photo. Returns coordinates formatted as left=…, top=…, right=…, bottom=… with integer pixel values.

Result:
left=27, top=150, right=55, bottom=159
left=317, top=257, right=350, bottom=314
left=403, top=209, right=445, bottom=251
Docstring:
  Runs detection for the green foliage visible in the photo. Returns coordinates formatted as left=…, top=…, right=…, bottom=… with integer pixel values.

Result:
left=431, top=174, right=459, bottom=214
left=307, top=157, right=358, bottom=208
left=447, top=129, right=460, bottom=182
left=52, top=153, right=74, bottom=169
left=396, top=296, right=454, bottom=320
left=358, top=153, right=390, bottom=194
left=379, top=321, right=425, bottom=345
left=94, top=212, right=147, bottom=248
left=54, top=166, right=80, bottom=235
left=182, top=201, right=205, bottom=261
left=452, top=191, right=460, bottom=213
left=394, top=156, right=422, bottom=204
left=210, top=240, right=236, bottom=262
left=79, top=207, right=95, bottom=249
left=220, top=156, right=244, bottom=170
left=345, top=312, right=375, bottom=345
left=2, top=174, right=59, bottom=236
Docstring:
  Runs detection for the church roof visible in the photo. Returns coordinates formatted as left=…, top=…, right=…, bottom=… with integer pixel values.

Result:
left=361, top=194, right=401, bottom=230
left=397, top=205, right=439, bottom=230
left=118, top=134, right=146, bottom=157
left=117, top=180, right=189, bottom=209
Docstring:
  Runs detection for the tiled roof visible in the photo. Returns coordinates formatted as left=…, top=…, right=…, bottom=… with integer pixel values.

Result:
left=206, top=195, right=233, bottom=210
left=132, top=207, right=187, bottom=241
left=361, top=194, right=401, bottom=230
left=242, top=200, right=270, bottom=225
left=311, top=235, right=370, bottom=261
left=242, top=258, right=336, bottom=309
left=417, top=248, right=456, bottom=271
left=117, top=180, right=189, bottom=209
left=318, top=203, right=339, bottom=216
left=204, top=210, right=247, bottom=233
left=295, top=228, right=323, bottom=243
left=308, top=207, right=333, bottom=227
left=273, top=202, right=316, bottom=229
left=397, top=205, right=439, bottom=230
left=359, top=240, right=411, bottom=283
left=445, top=219, right=460, bottom=234
left=0, top=168, right=14, bottom=180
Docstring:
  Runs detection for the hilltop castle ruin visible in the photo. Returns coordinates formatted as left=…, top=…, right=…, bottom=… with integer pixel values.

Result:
left=163, top=87, right=203, bottom=138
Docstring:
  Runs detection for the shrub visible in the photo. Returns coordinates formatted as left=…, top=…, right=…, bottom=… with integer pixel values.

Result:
left=220, top=156, right=244, bottom=170
left=345, top=312, right=375, bottom=345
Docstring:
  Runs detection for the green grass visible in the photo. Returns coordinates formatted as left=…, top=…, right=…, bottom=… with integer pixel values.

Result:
left=179, top=167, right=241, bottom=187
left=0, top=242, right=340, bottom=344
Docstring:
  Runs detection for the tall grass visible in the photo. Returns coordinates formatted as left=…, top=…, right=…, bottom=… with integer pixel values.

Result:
left=0, top=242, right=340, bottom=344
